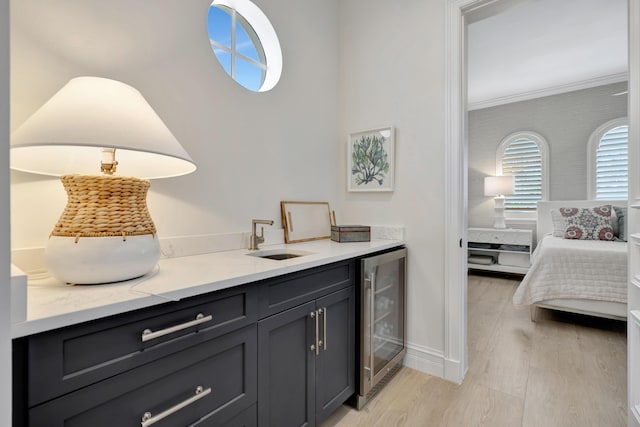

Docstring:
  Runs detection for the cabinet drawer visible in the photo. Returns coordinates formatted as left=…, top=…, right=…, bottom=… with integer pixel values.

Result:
left=468, top=228, right=531, bottom=246
left=193, top=403, right=256, bottom=427
left=29, top=324, right=257, bottom=427
left=257, top=260, right=355, bottom=319
left=25, top=284, right=257, bottom=406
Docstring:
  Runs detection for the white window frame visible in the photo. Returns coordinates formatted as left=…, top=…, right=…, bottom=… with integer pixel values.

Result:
left=209, top=0, right=282, bottom=92
left=587, top=117, right=629, bottom=200
left=496, top=131, right=549, bottom=220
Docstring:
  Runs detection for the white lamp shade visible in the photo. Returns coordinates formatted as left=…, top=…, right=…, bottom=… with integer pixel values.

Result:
left=10, top=76, right=197, bottom=179
left=484, top=175, right=515, bottom=197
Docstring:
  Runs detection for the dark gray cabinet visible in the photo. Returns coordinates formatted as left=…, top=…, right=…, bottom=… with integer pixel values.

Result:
left=14, top=284, right=258, bottom=427
left=24, top=284, right=257, bottom=407
left=314, top=288, right=355, bottom=422
left=257, top=301, right=316, bottom=427
left=13, top=257, right=360, bottom=427
left=257, top=286, right=355, bottom=427
left=29, top=324, right=257, bottom=427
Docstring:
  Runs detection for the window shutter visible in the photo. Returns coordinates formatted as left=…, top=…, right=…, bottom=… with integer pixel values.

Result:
left=502, top=137, right=542, bottom=211
left=595, top=125, right=628, bottom=200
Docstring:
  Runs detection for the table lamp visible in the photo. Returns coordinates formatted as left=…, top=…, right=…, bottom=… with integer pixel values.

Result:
left=11, top=76, right=197, bottom=284
left=484, top=175, right=515, bottom=229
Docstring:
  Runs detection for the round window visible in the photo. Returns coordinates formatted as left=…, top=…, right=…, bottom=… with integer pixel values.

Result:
left=207, top=0, right=282, bottom=92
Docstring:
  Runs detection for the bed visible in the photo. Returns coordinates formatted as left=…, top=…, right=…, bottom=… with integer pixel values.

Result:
left=512, top=200, right=628, bottom=321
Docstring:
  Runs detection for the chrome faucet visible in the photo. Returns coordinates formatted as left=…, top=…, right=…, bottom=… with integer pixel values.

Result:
left=250, top=219, right=274, bottom=250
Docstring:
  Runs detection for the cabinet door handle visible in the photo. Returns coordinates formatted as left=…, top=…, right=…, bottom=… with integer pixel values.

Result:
left=314, top=309, right=320, bottom=355
left=141, top=313, right=213, bottom=343
left=140, top=385, right=211, bottom=427
left=322, top=306, right=327, bottom=351
left=310, top=310, right=319, bottom=354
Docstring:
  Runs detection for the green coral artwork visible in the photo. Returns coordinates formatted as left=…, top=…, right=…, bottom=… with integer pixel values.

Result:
left=351, top=135, right=389, bottom=185
left=348, top=127, right=394, bottom=192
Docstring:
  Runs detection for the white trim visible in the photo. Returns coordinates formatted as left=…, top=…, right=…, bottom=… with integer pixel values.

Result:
left=468, top=72, right=628, bottom=111
left=444, top=0, right=482, bottom=385
left=0, top=0, right=10, bottom=422
left=629, top=0, right=640, bottom=425
left=211, top=0, right=282, bottom=92
left=402, top=342, right=446, bottom=378
left=587, top=117, right=629, bottom=200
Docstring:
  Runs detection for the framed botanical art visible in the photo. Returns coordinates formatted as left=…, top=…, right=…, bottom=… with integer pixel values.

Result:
left=347, top=126, right=395, bottom=192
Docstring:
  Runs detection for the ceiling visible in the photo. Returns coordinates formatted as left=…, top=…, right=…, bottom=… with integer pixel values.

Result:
left=467, top=0, right=628, bottom=109
left=12, top=0, right=629, bottom=111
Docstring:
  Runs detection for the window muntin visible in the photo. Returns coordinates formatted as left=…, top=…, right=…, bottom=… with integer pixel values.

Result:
left=207, top=0, right=282, bottom=92
left=589, top=118, right=629, bottom=200
left=496, top=131, right=549, bottom=212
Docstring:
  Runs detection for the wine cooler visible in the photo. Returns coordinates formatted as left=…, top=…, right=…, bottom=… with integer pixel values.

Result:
left=355, top=247, right=407, bottom=409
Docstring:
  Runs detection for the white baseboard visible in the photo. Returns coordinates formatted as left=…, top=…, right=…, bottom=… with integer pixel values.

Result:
left=402, top=342, right=468, bottom=384
left=402, top=342, right=445, bottom=378
left=443, top=357, right=467, bottom=384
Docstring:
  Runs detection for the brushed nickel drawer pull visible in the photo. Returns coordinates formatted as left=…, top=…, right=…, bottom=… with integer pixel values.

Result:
left=311, top=309, right=320, bottom=355
left=141, top=385, right=211, bottom=427
left=322, top=306, right=327, bottom=351
left=141, top=313, right=213, bottom=342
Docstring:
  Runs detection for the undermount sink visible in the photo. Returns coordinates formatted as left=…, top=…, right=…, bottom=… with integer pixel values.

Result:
left=246, top=249, right=314, bottom=260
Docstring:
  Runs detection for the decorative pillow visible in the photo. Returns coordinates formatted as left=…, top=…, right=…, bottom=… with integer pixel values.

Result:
left=611, top=208, right=619, bottom=237
left=550, top=209, right=566, bottom=237
left=613, top=206, right=627, bottom=242
left=561, top=205, right=614, bottom=241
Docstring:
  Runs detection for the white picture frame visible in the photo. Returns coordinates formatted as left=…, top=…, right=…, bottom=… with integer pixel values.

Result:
left=347, top=126, right=395, bottom=192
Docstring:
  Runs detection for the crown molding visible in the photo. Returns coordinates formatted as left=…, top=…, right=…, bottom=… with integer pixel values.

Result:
left=468, top=72, right=628, bottom=111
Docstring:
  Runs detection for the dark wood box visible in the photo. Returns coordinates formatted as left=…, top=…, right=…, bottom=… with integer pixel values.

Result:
left=331, top=225, right=371, bottom=243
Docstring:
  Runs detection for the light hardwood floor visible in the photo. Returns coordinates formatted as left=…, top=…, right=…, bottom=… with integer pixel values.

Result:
left=320, top=273, right=627, bottom=427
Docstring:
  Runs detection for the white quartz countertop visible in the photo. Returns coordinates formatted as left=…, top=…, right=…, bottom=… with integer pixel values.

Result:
left=11, top=239, right=403, bottom=338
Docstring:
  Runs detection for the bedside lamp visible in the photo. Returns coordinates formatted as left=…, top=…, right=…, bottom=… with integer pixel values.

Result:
left=11, top=76, right=197, bottom=284
left=484, top=175, right=515, bottom=229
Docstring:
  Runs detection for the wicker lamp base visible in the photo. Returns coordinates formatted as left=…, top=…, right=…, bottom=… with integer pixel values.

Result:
left=46, top=174, right=160, bottom=284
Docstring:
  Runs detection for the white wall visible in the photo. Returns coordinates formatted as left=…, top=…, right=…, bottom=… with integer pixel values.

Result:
left=0, top=0, right=11, bottom=423
left=468, top=82, right=628, bottom=229
left=339, top=0, right=447, bottom=370
left=10, top=0, right=453, bottom=381
left=10, top=0, right=341, bottom=248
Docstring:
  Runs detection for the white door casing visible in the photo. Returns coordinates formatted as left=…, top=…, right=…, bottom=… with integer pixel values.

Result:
left=627, top=1, right=639, bottom=425
left=446, top=2, right=640, bottom=426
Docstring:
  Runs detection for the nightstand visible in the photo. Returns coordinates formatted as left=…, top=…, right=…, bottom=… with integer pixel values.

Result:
left=467, top=227, right=532, bottom=274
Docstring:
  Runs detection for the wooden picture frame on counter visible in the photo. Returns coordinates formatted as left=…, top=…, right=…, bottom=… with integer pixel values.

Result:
left=280, top=201, right=333, bottom=243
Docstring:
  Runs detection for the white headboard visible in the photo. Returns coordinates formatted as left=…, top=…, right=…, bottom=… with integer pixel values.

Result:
left=536, top=200, right=627, bottom=240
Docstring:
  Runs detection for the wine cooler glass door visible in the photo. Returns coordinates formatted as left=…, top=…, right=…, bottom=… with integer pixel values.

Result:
left=362, top=249, right=406, bottom=392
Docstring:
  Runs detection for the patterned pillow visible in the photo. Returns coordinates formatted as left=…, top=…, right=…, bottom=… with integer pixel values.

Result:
left=561, top=205, right=614, bottom=241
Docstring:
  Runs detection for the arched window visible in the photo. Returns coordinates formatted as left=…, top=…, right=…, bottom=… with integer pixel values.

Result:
left=588, top=118, right=629, bottom=200
left=496, top=131, right=549, bottom=212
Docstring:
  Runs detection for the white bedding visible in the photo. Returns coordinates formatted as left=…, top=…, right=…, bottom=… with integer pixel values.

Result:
left=512, top=234, right=627, bottom=306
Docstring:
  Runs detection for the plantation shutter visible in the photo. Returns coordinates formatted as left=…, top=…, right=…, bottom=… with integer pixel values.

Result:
left=595, top=125, right=628, bottom=200
left=501, top=137, right=542, bottom=211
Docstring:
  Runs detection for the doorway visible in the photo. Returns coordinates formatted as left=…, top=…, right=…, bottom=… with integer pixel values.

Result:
left=444, top=0, right=634, bottom=387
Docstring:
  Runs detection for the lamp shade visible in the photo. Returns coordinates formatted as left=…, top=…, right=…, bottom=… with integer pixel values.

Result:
left=484, top=175, right=515, bottom=197
left=10, top=76, right=196, bottom=178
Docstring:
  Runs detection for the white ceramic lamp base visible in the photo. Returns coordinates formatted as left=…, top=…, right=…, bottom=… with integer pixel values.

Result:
left=493, top=196, right=507, bottom=229
left=46, top=234, right=160, bottom=284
